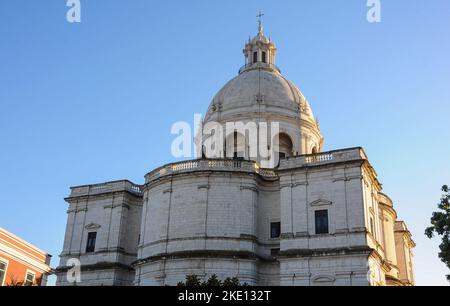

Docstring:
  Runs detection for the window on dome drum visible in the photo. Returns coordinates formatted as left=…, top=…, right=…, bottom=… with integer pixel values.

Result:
left=86, top=232, right=97, bottom=253
left=315, top=210, right=329, bottom=234
left=231, top=131, right=245, bottom=160
left=0, top=260, right=7, bottom=286
left=253, top=51, right=258, bottom=63
left=262, top=51, right=267, bottom=63
left=24, top=271, right=35, bottom=286
left=274, top=133, right=293, bottom=159
left=270, top=222, right=281, bottom=239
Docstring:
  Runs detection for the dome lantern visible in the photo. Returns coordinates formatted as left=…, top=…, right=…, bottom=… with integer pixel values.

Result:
left=241, top=12, right=278, bottom=74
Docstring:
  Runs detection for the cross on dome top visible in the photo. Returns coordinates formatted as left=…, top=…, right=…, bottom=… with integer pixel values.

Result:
left=240, top=13, right=278, bottom=74
left=257, top=11, right=264, bottom=34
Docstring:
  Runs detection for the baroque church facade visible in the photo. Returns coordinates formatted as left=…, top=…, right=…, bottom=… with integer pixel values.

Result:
left=56, top=21, right=415, bottom=286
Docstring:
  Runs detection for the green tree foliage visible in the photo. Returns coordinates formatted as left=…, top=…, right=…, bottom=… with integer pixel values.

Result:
left=425, top=185, right=450, bottom=282
left=177, top=274, right=245, bottom=286
left=177, top=274, right=202, bottom=286
left=222, top=277, right=241, bottom=286
left=203, top=274, right=222, bottom=286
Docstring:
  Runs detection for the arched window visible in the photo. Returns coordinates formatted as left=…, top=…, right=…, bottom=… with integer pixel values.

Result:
left=253, top=51, right=258, bottom=63
left=273, top=133, right=293, bottom=163
left=262, top=51, right=267, bottom=63
left=312, top=146, right=318, bottom=154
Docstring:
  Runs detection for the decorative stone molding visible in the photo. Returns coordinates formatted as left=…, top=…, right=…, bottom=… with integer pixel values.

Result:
left=56, top=262, right=134, bottom=273
left=280, top=183, right=293, bottom=189
left=279, top=246, right=372, bottom=258
left=67, top=207, right=88, bottom=214
left=133, top=250, right=262, bottom=267
left=312, top=275, right=336, bottom=283
left=68, top=180, right=142, bottom=198
left=333, top=175, right=363, bottom=183
left=103, top=203, right=130, bottom=210
left=240, top=185, right=258, bottom=192
left=85, top=223, right=101, bottom=230
left=310, top=199, right=332, bottom=207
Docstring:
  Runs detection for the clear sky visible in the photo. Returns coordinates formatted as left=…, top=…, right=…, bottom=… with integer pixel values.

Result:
left=0, top=0, right=449, bottom=286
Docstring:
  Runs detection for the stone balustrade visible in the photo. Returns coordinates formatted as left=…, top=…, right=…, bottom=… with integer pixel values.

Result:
left=67, top=148, right=367, bottom=193
left=144, top=148, right=367, bottom=184
left=279, top=147, right=368, bottom=170
left=69, top=180, right=143, bottom=197
left=145, top=159, right=261, bottom=183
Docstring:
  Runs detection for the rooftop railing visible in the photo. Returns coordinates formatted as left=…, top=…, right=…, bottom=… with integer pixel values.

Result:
left=279, top=147, right=368, bottom=170
left=145, top=159, right=278, bottom=183
left=69, top=180, right=143, bottom=197
left=144, top=148, right=366, bottom=183
left=68, top=148, right=368, bottom=194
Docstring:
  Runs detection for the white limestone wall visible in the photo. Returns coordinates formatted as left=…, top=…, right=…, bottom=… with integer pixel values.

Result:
left=277, top=161, right=390, bottom=286
left=257, top=182, right=280, bottom=255
left=57, top=190, right=142, bottom=286
left=279, top=163, right=367, bottom=252
left=280, top=254, right=371, bottom=286
left=136, top=258, right=258, bottom=286
left=137, top=172, right=260, bottom=285
left=57, top=268, right=135, bottom=286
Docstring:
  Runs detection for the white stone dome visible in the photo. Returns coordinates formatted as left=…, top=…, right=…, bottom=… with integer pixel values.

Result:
left=200, top=22, right=324, bottom=162
left=205, top=68, right=316, bottom=124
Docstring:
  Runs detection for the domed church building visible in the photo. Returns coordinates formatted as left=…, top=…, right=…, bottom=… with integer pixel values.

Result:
left=56, top=20, right=415, bottom=286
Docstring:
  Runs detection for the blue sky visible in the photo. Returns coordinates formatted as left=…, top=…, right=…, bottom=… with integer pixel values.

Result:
left=0, top=0, right=449, bottom=285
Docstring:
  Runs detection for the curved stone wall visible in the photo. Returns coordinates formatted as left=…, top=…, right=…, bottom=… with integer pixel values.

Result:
left=135, top=168, right=261, bottom=285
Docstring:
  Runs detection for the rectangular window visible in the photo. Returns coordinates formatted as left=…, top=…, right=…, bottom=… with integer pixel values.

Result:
left=86, top=232, right=97, bottom=253
left=315, top=210, right=329, bottom=234
left=0, top=260, right=7, bottom=286
left=24, top=271, right=35, bottom=286
left=253, top=51, right=258, bottom=63
left=262, top=51, right=267, bottom=63
left=270, top=222, right=281, bottom=239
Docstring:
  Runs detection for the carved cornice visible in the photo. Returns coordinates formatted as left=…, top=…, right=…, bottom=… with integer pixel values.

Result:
left=278, top=246, right=372, bottom=258
left=132, top=250, right=263, bottom=267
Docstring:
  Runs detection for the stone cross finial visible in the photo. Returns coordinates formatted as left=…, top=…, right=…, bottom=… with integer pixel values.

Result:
left=257, top=11, right=264, bottom=33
